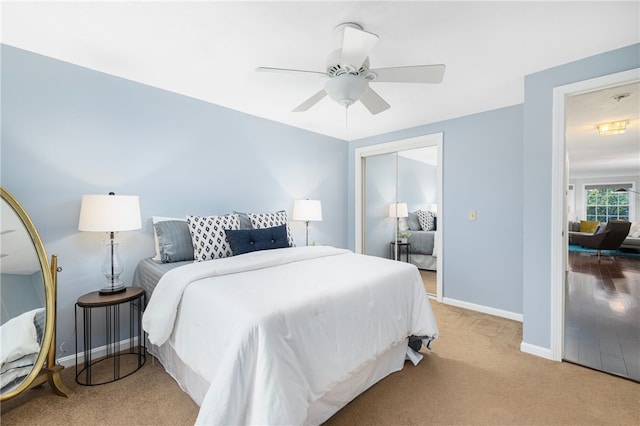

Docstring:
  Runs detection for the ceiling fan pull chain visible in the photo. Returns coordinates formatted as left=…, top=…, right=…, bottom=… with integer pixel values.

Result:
left=345, top=106, right=349, bottom=130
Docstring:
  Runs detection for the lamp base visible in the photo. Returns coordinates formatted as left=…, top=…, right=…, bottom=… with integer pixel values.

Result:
left=99, top=284, right=126, bottom=295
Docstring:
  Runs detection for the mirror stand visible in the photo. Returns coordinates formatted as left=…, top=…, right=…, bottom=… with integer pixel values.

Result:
left=27, top=255, right=71, bottom=397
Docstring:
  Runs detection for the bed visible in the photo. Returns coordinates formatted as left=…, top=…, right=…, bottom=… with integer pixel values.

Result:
left=406, top=230, right=437, bottom=271
left=137, top=244, right=438, bottom=425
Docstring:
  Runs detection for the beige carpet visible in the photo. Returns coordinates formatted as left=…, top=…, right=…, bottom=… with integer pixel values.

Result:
left=2, top=302, right=638, bottom=425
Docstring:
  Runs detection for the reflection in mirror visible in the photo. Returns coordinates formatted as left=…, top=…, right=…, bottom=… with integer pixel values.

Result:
left=364, top=152, right=398, bottom=259
left=0, top=187, right=70, bottom=401
left=0, top=197, right=47, bottom=394
left=363, top=147, right=440, bottom=297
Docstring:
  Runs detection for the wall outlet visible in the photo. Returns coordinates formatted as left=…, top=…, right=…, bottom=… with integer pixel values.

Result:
left=469, top=210, right=477, bottom=221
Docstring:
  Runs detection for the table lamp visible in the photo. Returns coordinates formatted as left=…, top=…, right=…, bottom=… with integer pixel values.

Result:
left=292, top=199, right=322, bottom=246
left=78, top=192, right=141, bottom=294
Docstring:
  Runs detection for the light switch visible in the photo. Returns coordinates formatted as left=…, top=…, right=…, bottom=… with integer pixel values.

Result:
left=469, top=210, right=477, bottom=221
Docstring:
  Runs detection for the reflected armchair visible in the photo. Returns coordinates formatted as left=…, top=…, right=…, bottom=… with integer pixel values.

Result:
left=571, top=220, right=632, bottom=256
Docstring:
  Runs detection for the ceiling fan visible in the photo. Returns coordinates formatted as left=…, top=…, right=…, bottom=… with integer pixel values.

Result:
left=256, top=23, right=445, bottom=115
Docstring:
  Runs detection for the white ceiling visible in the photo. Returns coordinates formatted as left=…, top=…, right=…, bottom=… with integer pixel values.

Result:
left=566, top=82, right=640, bottom=179
left=1, top=1, right=639, bottom=176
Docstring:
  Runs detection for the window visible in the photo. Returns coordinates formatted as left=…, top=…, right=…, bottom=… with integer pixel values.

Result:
left=585, top=185, right=630, bottom=222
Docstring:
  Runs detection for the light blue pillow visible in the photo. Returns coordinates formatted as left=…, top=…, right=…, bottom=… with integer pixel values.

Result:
left=408, top=211, right=421, bottom=231
left=234, top=211, right=253, bottom=230
left=153, top=220, right=194, bottom=263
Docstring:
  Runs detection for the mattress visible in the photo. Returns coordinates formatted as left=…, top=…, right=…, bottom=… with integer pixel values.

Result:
left=132, top=257, right=193, bottom=297
left=407, top=230, right=436, bottom=255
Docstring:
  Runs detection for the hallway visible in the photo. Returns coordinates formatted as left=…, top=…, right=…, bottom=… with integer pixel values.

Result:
left=564, top=251, right=640, bottom=381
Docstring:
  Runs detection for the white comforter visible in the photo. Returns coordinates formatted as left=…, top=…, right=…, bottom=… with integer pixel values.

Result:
left=143, top=246, right=438, bottom=425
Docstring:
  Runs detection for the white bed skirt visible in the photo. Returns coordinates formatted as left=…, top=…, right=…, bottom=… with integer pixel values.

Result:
left=148, top=338, right=409, bottom=425
left=410, top=253, right=437, bottom=271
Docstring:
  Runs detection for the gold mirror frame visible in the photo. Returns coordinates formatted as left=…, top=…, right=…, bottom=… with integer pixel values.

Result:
left=0, top=187, right=70, bottom=401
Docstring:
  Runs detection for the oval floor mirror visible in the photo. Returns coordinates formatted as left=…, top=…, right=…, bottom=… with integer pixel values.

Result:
left=0, top=186, right=71, bottom=401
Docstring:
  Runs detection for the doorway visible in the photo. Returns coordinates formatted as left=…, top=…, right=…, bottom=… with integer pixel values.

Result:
left=355, top=133, right=443, bottom=301
left=550, top=68, right=640, bottom=366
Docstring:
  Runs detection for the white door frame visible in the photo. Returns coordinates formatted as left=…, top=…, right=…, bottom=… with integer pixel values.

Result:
left=355, top=132, right=444, bottom=302
left=550, top=68, right=640, bottom=361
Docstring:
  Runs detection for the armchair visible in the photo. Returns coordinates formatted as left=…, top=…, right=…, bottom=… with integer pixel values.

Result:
left=571, top=220, right=632, bottom=256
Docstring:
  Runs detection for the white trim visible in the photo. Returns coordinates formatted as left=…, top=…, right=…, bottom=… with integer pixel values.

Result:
left=355, top=133, right=444, bottom=302
left=442, top=297, right=523, bottom=322
left=56, top=337, right=138, bottom=368
left=520, top=342, right=554, bottom=361
left=550, top=68, right=640, bottom=362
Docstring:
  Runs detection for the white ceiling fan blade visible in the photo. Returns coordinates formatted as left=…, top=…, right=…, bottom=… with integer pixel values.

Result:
left=292, top=89, right=327, bottom=112
left=256, top=67, right=329, bottom=78
left=369, top=64, right=446, bottom=83
left=360, top=87, right=390, bottom=115
left=341, top=26, right=378, bottom=69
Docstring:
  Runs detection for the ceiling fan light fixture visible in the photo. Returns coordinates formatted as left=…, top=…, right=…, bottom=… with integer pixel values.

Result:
left=324, top=74, right=368, bottom=107
left=597, top=120, right=628, bottom=135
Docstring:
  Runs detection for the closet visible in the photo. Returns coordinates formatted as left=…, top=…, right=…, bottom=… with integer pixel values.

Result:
left=355, top=133, right=443, bottom=299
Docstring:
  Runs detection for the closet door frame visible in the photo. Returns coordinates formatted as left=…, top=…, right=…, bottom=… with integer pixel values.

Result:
left=355, top=132, right=443, bottom=301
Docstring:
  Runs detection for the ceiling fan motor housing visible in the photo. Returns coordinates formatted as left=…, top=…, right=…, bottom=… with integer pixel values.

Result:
left=326, top=49, right=370, bottom=76
left=324, top=74, right=368, bottom=107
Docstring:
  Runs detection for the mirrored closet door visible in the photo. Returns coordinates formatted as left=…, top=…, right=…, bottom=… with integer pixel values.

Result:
left=357, top=134, right=442, bottom=299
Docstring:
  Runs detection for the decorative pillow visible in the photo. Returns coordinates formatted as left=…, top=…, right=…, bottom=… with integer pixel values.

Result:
left=579, top=220, right=599, bottom=233
left=417, top=210, right=436, bottom=231
left=187, top=214, right=240, bottom=261
left=568, top=221, right=581, bottom=232
left=225, top=224, right=289, bottom=255
left=407, top=211, right=421, bottom=231
left=248, top=210, right=295, bottom=247
left=234, top=211, right=253, bottom=230
left=153, top=220, right=194, bottom=263
left=152, top=216, right=186, bottom=261
left=629, top=221, right=640, bottom=238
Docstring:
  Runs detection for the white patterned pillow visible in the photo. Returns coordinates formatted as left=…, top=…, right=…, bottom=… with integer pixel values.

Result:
left=417, top=210, right=435, bottom=231
left=187, top=214, right=240, bottom=261
left=248, top=210, right=295, bottom=247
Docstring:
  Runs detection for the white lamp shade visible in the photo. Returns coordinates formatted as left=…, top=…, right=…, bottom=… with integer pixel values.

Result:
left=292, top=199, right=322, bottom=222
left=388, top=203, right=408, bottom=218
left=78, top=194, right=142, bottom=232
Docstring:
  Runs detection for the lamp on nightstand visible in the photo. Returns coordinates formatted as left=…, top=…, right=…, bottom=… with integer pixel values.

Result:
left=292, top=199, right=322, bottom=246
left=78, top=192, right=141, bottom=294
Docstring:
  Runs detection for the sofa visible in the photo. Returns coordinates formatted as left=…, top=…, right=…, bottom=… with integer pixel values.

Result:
left=569, top=220, right=640, bottom=251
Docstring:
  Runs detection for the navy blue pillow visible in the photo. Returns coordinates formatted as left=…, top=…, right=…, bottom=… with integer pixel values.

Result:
left=225, top=224, right=289, bottom=255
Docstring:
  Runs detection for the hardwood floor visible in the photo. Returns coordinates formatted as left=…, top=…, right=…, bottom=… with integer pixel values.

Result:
left=564, top=251, right=640, bottom=382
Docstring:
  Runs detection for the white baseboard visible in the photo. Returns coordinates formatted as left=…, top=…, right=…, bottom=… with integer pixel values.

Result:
left=442, top=297, right=523, bottom=322
left=520, top=341, right=556, bottom=361
left=441, top=297, right=561, bottom=362
left=57, top=337, right=137, bottom=368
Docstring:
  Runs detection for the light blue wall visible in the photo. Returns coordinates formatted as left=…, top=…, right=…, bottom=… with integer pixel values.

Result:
left=0, top=272, right=45, bottom=325
left=522, top=43, right=640, bottom=350
left=349, top=105, right=524, bottom=315
left=398, top=156, right=437, bottom=214
left=1, top=45, right=348, bottom=357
